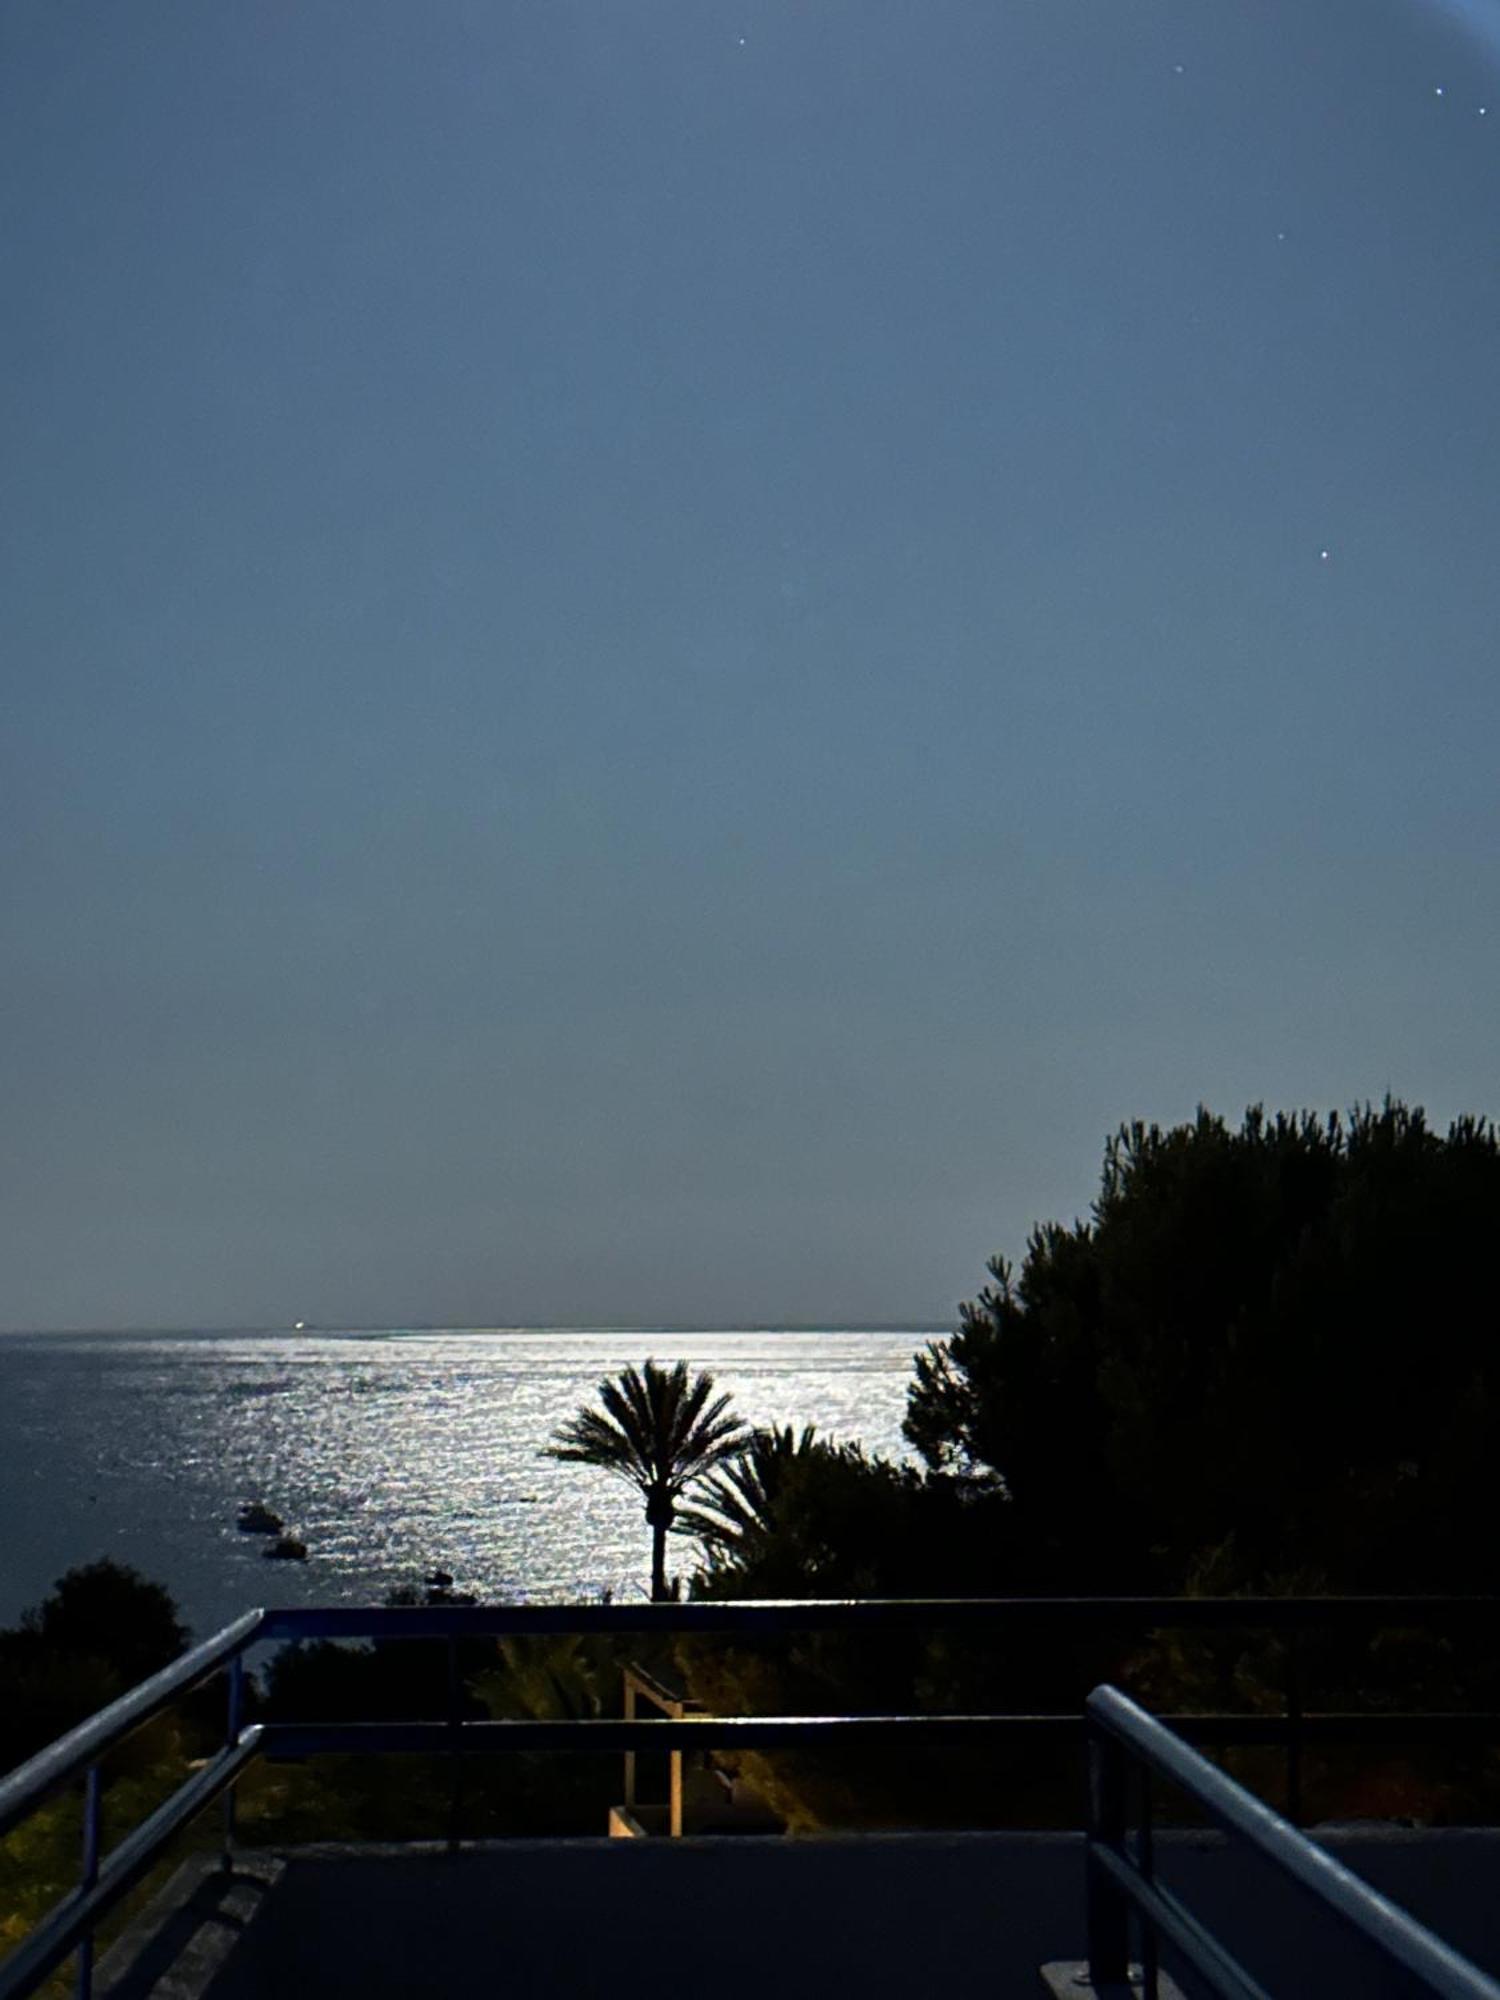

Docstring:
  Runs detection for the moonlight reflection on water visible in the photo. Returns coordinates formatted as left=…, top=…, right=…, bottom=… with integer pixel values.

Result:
left=0, top=1329, right=925, bottom=1633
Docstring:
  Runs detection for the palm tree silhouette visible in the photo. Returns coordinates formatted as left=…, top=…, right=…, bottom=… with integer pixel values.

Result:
left=675, top=1423, right=819, bottom=1555
left=546, top=1360, right=749, bottom=1600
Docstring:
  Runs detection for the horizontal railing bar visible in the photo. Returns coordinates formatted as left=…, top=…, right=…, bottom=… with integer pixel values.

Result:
left=0, top=1731, right=262, bottom=2000
left=259, top=1595, right=1500, bottom=1643
left=257, top=1715, right=1081, bottom=1757
left=1179, top=1712, right=1500, bottom=1746
left=255, top=1710, right=1500, bottom=1760
left=1147, top=1712, right=1500, bottom=1749
left=0, top=1610, right=264, bottom=1840
left=1088, top=1688, right=1500, bottom=2000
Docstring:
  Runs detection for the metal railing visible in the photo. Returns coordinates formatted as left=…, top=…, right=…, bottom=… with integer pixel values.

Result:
left=0, top=1612, right=260, bottom=2000
left=1084, top=1683, right=1500, bottom=2000
left=2, top=1596, right=1499, bottom=2000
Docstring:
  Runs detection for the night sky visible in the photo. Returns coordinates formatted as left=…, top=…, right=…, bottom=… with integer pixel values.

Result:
left=5, top=0, right=1498, bottom=1330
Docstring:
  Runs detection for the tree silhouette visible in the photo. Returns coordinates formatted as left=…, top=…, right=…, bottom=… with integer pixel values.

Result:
left=26, top=1559, right=188, bottom=1684
left=546, top=1361, right=749, bottom=1600
left=905, top=1100, right=1500, bottom=1593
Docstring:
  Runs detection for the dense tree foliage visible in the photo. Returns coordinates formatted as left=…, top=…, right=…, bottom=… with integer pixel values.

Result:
left=905, top=1101, right=1500, bottom=1593
left=670, top=1102, right=1500, bottom=1827
left=0, top=1561, right=190, bottom=1771
left=24, top=1560, right=188, bottom=1685
left=686, top=1430, right=1015, bottom=1599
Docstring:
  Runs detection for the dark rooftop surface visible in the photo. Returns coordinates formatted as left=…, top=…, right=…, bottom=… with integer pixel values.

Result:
left=97, top=1827, right=1500, bottom=2000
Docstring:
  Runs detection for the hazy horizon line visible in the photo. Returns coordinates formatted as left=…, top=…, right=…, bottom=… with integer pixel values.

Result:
left=0, top=1318, right=956, bottom=1339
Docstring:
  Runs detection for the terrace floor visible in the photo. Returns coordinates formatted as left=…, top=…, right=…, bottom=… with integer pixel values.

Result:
left=96, top=1826, right=1500, bottom=2000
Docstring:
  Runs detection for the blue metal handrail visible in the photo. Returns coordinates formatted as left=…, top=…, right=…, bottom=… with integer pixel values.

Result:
left=4, top=1598, right=1500, bottom=2000
left=0, top=1610, right=263, bottom=1841
left=0, top=1734, right=262, bottom=2000
left=1083, top=1684, right=1500, bottom=2000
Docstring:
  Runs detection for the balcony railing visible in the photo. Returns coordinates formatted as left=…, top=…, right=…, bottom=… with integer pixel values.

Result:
left=2, top=1596, right=1499, bottom=2000
left=1080, top=1683, right=1500, bottom=2000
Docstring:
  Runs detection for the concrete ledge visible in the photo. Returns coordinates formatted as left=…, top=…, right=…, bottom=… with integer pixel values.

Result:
left=96, top=1854, right=282, bottom=2000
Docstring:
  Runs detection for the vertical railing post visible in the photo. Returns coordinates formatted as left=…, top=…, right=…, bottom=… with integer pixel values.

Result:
left=1085, top=1724, right=1132, bottom=1988
left=75, top=1762, right=102, bottom=2000
left=1138, top=1768, right=1159, bottom=2000
left=1285, top=1632, right=1304, bottom=1826
left=622, top=1673, right=637, bottom=1812
left=221, top=1652, right=245, bottom=1869
left=446, top=1635, right=462, bottom=1851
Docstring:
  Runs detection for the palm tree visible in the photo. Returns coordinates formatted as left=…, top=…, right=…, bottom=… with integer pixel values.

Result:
left=675, top=1423, right=820, bottom=1555
left=546, top=1360, right=749, bottom=1600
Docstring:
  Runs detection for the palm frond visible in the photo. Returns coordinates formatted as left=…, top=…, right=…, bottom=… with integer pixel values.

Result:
left=675, top=1424, right=820, bottom=1546
left=545, top=1358, right=751, bottom=1509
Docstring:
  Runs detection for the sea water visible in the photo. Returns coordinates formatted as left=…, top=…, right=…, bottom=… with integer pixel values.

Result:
left=0, top=1327, right=933, bottom=1636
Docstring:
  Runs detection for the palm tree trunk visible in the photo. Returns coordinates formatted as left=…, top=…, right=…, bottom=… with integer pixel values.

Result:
left=650, top=1519, right=669, bottom=1601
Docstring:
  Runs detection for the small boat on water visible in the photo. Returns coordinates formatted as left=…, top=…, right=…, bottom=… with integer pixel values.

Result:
left=264, top=1534, right=308, bottom=1561
left=238, top=1502, right=284, bottom=1535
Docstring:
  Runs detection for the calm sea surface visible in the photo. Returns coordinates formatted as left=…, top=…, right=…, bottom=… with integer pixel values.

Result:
left=0, top=1329, right=932, bottom=1636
